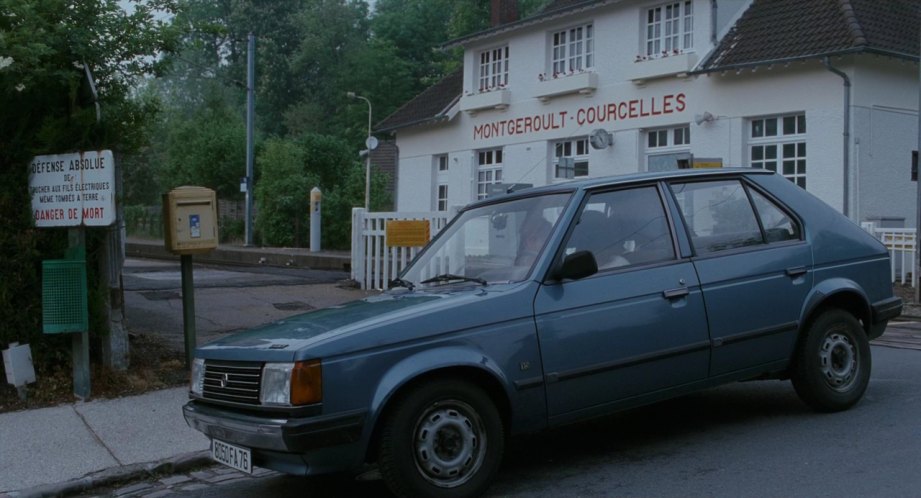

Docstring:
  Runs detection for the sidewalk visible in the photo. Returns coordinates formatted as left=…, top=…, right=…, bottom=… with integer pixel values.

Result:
left=0, top=387, right=209, bottom=496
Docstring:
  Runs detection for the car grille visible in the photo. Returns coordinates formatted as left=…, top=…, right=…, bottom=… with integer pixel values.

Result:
left=203, top=361, right=262, bottom=405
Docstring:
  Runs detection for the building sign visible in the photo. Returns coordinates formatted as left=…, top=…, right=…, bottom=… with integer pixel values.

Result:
left=473, top=93, right=686, bottom=141
left=386, top=220, right=430, bottom=247
left=29, top=150, right=116, bottom=227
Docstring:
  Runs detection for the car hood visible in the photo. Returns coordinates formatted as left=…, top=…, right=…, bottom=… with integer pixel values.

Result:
left=196, top=281, right=538, bottom=362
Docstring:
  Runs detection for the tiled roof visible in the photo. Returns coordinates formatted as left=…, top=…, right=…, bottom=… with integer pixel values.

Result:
left=374, top=68, right=462, bottom=133
left=540, top=0, right=605, bottom=13
left=698, top=0, right=920, bottom=72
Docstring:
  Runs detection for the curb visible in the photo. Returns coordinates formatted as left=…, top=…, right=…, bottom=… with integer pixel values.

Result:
left=125, top=240, right=351, bottom=272
left=7, top=451, right=211, bottom=498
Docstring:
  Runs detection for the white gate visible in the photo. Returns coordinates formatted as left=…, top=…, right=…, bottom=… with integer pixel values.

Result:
left=351, top=209, right=450, bottom=290
left=862, top=223, right=917, bottom=287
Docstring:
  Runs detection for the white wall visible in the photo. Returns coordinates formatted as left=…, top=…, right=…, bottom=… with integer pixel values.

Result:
left=393, top=1, right=919, bottom=224
left=851, top=58, right=919, bottom=227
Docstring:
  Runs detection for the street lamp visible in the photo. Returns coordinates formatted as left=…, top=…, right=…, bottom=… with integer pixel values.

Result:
left=347, top=91, right=376, bottom=211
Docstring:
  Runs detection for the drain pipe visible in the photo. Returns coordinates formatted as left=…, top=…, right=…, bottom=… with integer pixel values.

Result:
left=710, top=0, right=718, bottom=45
left=823, top=57, right=851, bottom=218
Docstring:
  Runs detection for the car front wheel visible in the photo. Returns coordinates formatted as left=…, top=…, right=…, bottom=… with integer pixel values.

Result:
left=791, top=309, right=870, bottom=412
left=378, top=379, right=505, bottom=498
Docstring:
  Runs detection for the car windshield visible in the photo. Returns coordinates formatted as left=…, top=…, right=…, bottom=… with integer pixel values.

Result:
left=401, top=193, right=572, bottom=286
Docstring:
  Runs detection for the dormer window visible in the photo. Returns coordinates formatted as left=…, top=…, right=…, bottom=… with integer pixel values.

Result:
left=551, top=24, right=594, bottom=75
left=646, top=1, right=693, bottom=57
left=478, top=46, right=509, bottom=92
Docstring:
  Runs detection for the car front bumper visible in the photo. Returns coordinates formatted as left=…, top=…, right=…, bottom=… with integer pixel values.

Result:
left=183, top=401, right=367, bottom=475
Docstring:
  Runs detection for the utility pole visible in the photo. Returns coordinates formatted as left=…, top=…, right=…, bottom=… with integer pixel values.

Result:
left=245, top=32, right=256, bottom=246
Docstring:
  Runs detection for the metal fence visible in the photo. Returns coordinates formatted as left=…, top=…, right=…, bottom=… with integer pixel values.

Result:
left=351, top=208, right=450, bottom=290
left=862, top=224, right=917, bottom=287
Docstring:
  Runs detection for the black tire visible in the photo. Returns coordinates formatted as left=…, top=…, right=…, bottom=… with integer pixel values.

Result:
left=791, top=309, right=871, bottom=412
left=378, top=379, right=505, bottom=498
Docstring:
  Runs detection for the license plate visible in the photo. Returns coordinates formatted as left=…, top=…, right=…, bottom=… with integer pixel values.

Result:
left=211, top=438, right=252, bottom=474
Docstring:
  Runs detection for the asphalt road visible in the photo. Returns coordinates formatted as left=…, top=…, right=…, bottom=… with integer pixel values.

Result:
left=122, top=258, right=373, bottom=348
left=106, top=343, right=920, bottom=498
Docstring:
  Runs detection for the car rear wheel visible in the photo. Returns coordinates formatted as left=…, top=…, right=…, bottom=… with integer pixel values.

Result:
left=378, top=379, right=504, bottom=498
left=791, top=309, right=870, bottom=412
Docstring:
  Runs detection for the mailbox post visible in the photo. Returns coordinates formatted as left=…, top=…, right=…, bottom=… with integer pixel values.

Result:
left=163, top=187, right=219, bottom=367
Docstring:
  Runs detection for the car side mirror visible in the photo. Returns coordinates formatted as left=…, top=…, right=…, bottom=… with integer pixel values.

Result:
left=553, top=250, right=598, bottom=281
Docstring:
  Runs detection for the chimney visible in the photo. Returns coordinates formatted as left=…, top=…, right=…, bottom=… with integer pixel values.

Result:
left=491, top=0, right=519, bottom=27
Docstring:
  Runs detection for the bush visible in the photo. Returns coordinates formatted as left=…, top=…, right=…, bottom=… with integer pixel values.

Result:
left=219, top=216, right=245, bottom=243
left=255, top=138, right=318, bottom=247
left=125, top=205, right=163, bottom=238
left=254, top=133, right=392, bottom=249
left=322, top=163, right=392, bottom=249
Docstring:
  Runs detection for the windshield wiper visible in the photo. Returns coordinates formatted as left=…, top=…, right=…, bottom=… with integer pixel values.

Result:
left=419, top=273, right=487, bottom=286
left=388, top=277, right=415, bottom=290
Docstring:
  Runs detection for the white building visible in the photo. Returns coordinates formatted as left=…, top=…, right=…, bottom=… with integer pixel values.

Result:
left=376, top=0, right=920, bottom=227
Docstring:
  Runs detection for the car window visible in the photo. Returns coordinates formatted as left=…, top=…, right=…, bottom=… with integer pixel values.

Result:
left=749, top=188, right=801, bottom=242
left=565, top=186, right=675, bottom=270
left=671, top=180, right=764, bottom=255
left=401, top=193, right=572, bottom=285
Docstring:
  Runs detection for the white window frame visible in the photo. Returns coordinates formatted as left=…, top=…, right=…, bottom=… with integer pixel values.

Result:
left=437, top=184, right=449, bottom=211
left=645, top=124, right=691, bottom=171
left=551, top=24, right=594, bottom=76
left=436, top=154, right=449, bottom=172
left=478, top=46, right=509, bottom=92
left=433, top=154, right=450, bottom=210
left=646, top=125, right=690, bottom=150
left=645, top=1, right=694, bottom=57
left=476, top=149, right=504, bottom=199
left=553, top=137, right=590, bottom=180
left=748, top=113, right=807, bottom=188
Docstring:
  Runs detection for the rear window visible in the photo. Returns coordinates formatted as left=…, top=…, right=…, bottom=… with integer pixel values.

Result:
left=670, top=179, right=801, bottom=256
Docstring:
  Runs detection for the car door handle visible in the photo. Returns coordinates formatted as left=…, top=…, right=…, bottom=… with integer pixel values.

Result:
left=785, top=266, right=807, bottom=278
left=662, top=287, right=689, bottom=299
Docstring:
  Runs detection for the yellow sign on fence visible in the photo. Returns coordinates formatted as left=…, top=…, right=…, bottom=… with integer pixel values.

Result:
left=386, top=220, right=430, bottom=247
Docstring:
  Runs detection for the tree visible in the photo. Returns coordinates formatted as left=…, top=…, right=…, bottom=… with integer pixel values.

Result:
left=159, top=100, right=247, bottom=198
left=0, top=0, right=178, bottom=359
left=255, top=133, right=390, bottom=249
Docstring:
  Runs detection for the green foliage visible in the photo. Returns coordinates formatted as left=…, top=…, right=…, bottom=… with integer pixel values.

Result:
left=0, top=0, right=177, bottom=357
left=323, top=163, right=392, bottom=250
left=219, top=216, right=244, bottom=243
left=255, top=138, right=317, bottom=247
left=159, top=103, right=247, bottom=198
left=254, top=133, right=391, bottom=249
left=125, top=204, right=163, bottom=238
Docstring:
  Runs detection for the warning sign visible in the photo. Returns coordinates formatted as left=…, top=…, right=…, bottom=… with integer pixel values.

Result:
left=28, top=150, right=116, bottom=227
left=386, top=220, right=430, bottom=247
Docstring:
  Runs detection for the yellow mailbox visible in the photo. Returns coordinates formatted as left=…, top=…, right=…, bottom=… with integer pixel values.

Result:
left=163, top=186, right=219, bottom=254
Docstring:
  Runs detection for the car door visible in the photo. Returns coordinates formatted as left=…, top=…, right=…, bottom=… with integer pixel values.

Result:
left=534, top=184, right=711, bottom=424
left=669, top=179, right=811, bottom=377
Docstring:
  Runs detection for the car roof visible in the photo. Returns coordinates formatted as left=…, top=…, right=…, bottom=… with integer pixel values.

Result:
left=467, top=167, right=773, bottom=208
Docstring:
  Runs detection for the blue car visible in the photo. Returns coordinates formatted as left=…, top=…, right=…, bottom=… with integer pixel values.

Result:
left=184, top=168, right=901, bottom=498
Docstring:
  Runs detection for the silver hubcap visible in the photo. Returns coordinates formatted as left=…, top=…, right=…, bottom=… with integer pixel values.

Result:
left=819, top=332, right=858, bottom=391
left=413, top=400, right=486, bottom=488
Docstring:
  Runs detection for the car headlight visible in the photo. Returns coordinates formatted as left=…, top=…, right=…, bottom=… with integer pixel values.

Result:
left=260, top=360, right=322, bottom=406
left=190, top=358, right=205, bottom=396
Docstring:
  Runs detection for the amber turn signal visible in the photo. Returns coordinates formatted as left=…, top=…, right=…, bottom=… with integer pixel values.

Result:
left=290, top=360, right=322, bottom=405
